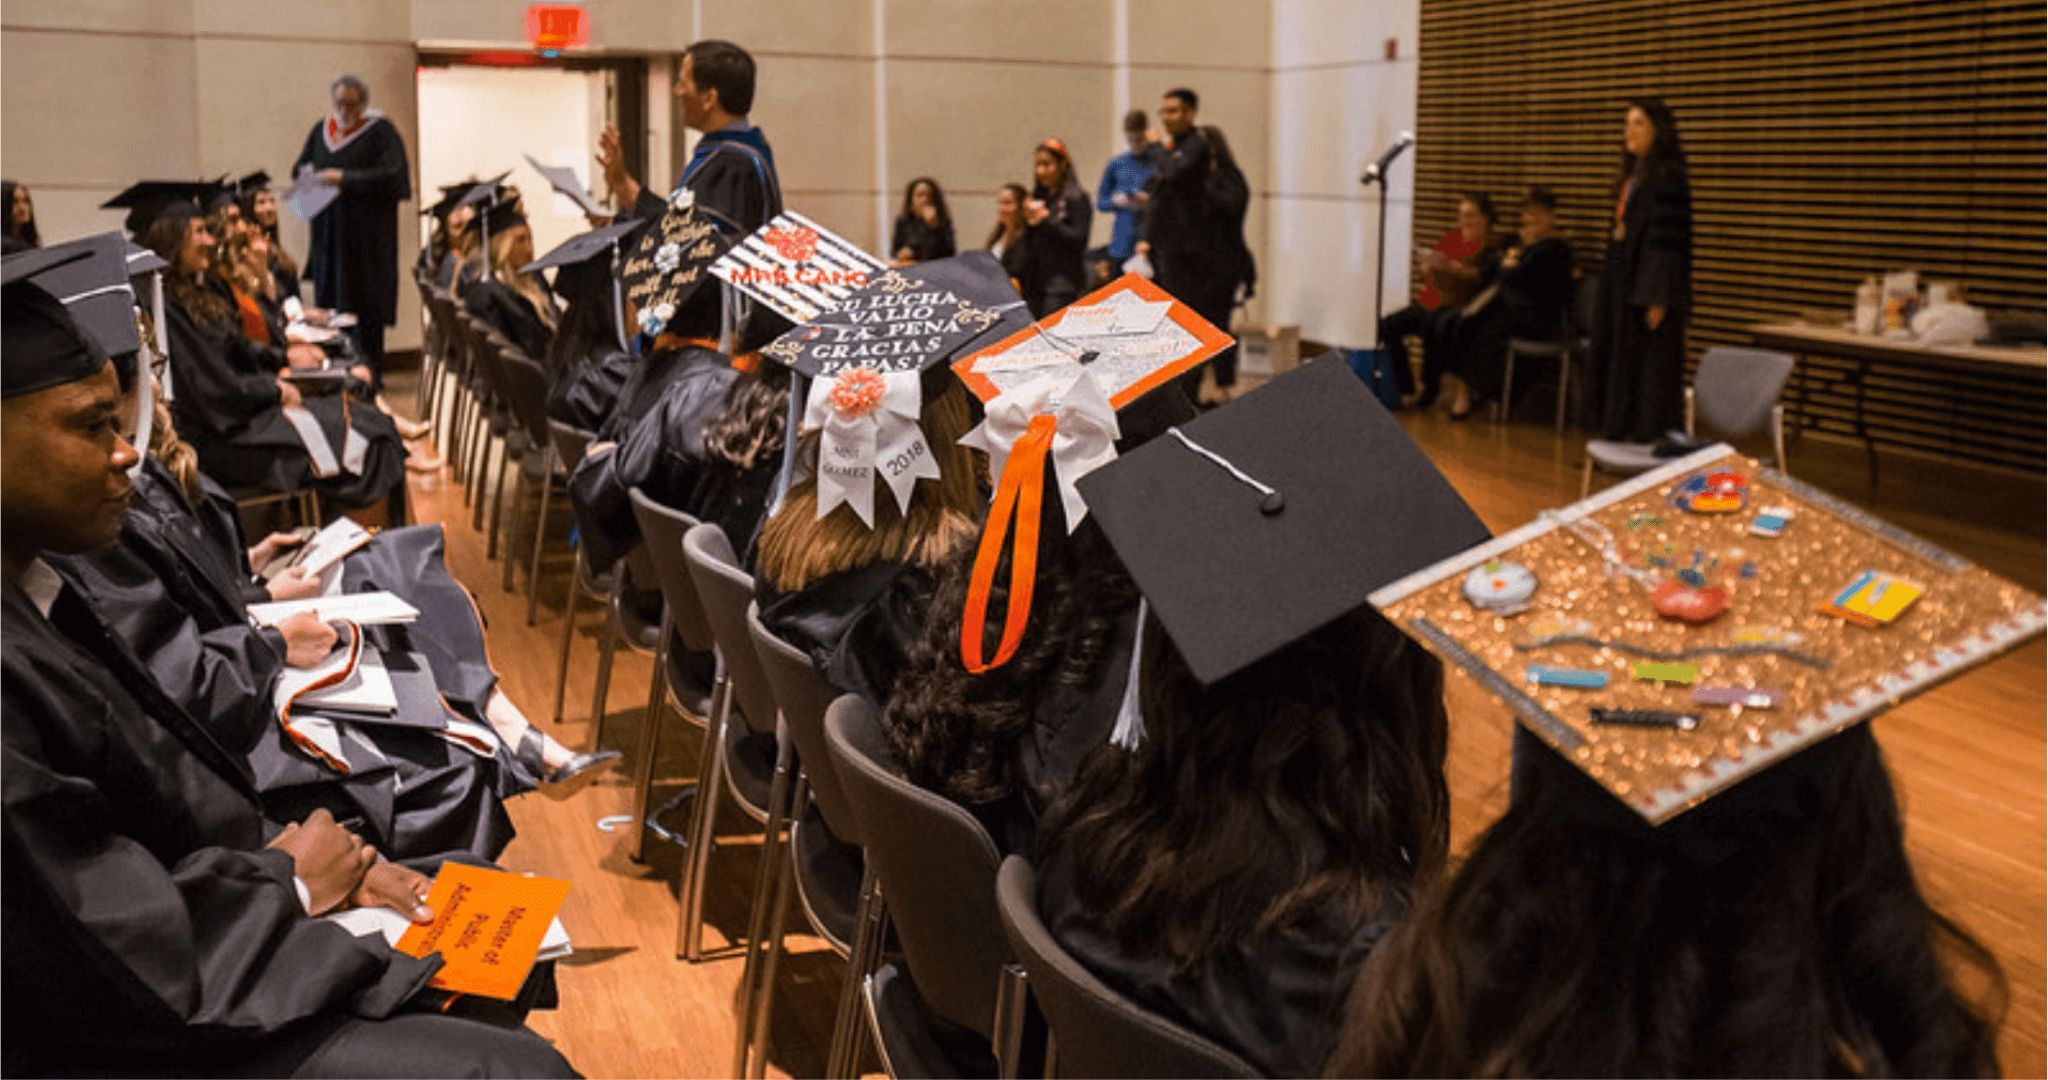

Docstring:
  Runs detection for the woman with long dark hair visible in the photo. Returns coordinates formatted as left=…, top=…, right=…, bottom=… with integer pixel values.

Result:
left=3, top=180, right=41, bottom=253
left=1019, top=139, right=1093, bottom=316
left=1584, top=96, right=1693, bottom=443
left=1040, top=606, right=1451, bottom=1078
left=1325, top=723, right=2004, bottom=1076
left=891, top=176, right=956, bottom=264
left=985, top=182, right=1031, bottom=289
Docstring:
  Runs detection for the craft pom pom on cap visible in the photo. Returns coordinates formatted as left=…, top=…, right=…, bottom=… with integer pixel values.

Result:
left=1077, top=358, right=1493, bottom=686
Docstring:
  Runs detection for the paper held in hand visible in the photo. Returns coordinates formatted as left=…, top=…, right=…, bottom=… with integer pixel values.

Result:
left=285, top=168, right=339, bottom=221
left=248, top=590, right=419, bottom=627
left=393, top=863, right=574, bottom=1000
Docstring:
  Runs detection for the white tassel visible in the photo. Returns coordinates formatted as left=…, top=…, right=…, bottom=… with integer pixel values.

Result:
left=1109, top=599, right=1147, bottom=750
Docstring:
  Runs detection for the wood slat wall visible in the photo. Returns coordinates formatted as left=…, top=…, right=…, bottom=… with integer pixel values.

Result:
left=1415, top=0, right=2046, bottom=472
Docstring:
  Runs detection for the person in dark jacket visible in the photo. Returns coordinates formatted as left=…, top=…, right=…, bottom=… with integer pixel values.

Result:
left=1584, top=96, right=1693, bottom=443
left=1138, top=90, right=1251, bottom=399
left=292, top=74, right=411, bottom=382
left=985, top=182, right=1031, bottom=292
left=1446, top=185, right=1577, bottom=418
left=891, top=176, right=957, bottom=264
left=1019, top=139, right=1092, bottom=317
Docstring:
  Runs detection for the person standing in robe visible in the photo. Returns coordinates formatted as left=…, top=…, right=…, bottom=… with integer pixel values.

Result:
left=1584, top=96, right=1693, bottom=443
left=293, top=73, right=411, bottom=383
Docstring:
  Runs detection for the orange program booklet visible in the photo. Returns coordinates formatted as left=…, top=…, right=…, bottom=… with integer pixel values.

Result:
left=395, top=863, right=571, bottom=1000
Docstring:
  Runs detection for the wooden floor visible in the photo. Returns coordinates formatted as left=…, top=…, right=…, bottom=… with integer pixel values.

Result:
left=394, top=373, right=2045, bottom=1078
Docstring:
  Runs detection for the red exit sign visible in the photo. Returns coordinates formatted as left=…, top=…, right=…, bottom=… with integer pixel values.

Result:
left=526, top=3, right=589, bottom=51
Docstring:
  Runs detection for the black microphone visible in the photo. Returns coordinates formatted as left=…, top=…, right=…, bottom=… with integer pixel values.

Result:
left=1360, top=131, right=1416, bottom=185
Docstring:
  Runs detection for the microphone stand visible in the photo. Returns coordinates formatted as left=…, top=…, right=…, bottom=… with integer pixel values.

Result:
left=1360, top=135, right=1413, bottom=344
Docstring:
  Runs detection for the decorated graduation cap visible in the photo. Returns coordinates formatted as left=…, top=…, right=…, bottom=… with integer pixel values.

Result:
left=2, top=241, right=117, bottom=398
left=709, top=209, right=888, bottom=325
left=103, top=180, right=219, bottom=236
left=1078, top=357, right=1491, bottom=687
left=619, top=193, right=736, bottom=339
left=948, top=273, right=1235, bottom=674
left=1367, top=443, right=2047, bottom=824
left=755, top=252, right=1030, bottom=530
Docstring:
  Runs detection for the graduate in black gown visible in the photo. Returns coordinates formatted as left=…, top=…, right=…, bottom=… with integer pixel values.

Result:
left=885, top=381, right=1196, bottom=856
left=1033, top=362, right=1486, bottom=1077
left=0, top=248, right=575, bottom=1079
left=131, top=184, right=408, bottom=515
left=463, top=202, right=561, bottom=361
left=1585, top=97, right=1693, bottom=443
left=544, top=255, right=637, bottom=431
left=292, top=74, right=411, bottom=379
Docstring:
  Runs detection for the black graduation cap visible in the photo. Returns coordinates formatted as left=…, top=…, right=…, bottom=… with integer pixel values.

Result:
left=481, top=198, right=528, bottom=235
left=619, top=200, right=736, bottom=337
left=1076, top=357, right=1493, bottom=686
left=522, top=219, right=644, bottom=274
left=103, top=180, right=218, bottom=236
left=124, top=238, right=168, bottom=277
left=235, top=170, right=272, bottom=196
left=17, top=233, right=144, bottom=360
left=1, top=241, right=115, bottom=398
left=457, top=172, right=514, bottom=212
left=759, top=251, right=1030, bottom=378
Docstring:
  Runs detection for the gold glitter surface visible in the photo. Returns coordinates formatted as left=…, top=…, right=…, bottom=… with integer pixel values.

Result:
left=1383, top=452, right=2047, bottom=824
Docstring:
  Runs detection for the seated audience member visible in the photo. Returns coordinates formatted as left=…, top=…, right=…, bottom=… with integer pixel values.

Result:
left=1444, top=185, right=1577, bottom=419
left=986, top=182, right=1030, bottom=292
left=4, top=178, right=40, bottom=253
left=0, top=256, right=576, bottom=1078
left=571, top=359, right=788, bottom=577
left=887, top=378, right=1198, bottom=855
left=1019, top=139, right=1092, bottom=317
left=462, top=201, right=560, bottom=362
left=136, top=184, right=408, bottom=517
left=753, top=363, right=985, bottom=705
left=892, top=176, right=957, bottom=264
left=234, top=171, right=300, bottom=303
left=1380, top=192, right=1499, bottom=408
left=1034, top=362, right=1487, bottom=1077
left=1324, top=722, right=2004, bottom=1076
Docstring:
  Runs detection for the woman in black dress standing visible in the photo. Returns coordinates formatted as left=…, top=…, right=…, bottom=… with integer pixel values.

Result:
left=1586, top=97, right=1692, bottom=443
left=1019, top=139, right=1093, bottom=317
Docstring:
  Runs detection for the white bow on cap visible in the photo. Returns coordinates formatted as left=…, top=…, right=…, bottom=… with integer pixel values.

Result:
left=959, top=367, right=1121, bottom=531
left=802, top=366, right=937, bottom=527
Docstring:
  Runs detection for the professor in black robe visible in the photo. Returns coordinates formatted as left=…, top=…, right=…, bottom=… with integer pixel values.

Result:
left=0, top=274, right=573, bottom=1077
left=293, top=74, right=411, bottom=379
left=1584, top=99, right=1693, bottom=443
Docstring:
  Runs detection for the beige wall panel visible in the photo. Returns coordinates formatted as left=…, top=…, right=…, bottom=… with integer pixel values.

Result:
left=747, top=54, right=876, bottom=198
left=584, top=0, right=696, bottom=53
left=1270, top=62, right=1415, bottom=200
left=1264, top=194, right=1413, bottom=346
left=884, top=0, right=1111, bottom=65
left=1127, top=0, right=1269, bottom=70
left=195, top=0, right=412, bottom=42
left=1272, top=0, right=1417, bottom=69
left=411, top=0, right=525, bottom=48
left=775, top=192, right=879, bottom=259
left=0, top=31, right=199, bottom=194
left=700, top=0, right=871, bottom=57
left=885, top=58, right=1113, bottom=251
left=0, top=0, right=194, bottom=34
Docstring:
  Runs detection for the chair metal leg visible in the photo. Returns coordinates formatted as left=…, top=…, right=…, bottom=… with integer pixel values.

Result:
left=589, top=599, right=621, bottom=745
left=526, top=450, right=557, bottom=626
left=552, top=548, right=589, bottom=726
left=473, top=428, right=498, bottom=533
left=629, top=619, right=672, bottom=864
left=993, top=962, right=1031, bottom=1080
left=732, top=726, right=797, bottom=1078
left=678, top=666, right=732, bottom=961
left=1555, top=349, right=1573, bottom=433
left=499, top=467, right=523, bottom=588
left=744, top=777, right=807, bottom=1080
left=826, top=864, right=885, bottom=1078
left=1496, top=345, right=1516, bottom=424
left=1772, top=403, right=1789, bottom=475
left=1580, top=454, right=1595, bottom=498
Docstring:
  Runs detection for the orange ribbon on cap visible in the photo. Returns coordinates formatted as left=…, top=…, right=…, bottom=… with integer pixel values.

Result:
left=960, top=414, right=1056, bottom=673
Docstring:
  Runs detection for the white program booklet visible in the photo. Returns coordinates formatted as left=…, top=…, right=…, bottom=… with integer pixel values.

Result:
left=249, top=591, right=420, bottom=628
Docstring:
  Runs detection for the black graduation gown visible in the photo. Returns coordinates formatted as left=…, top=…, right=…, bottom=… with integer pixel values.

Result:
left=165, top=280, right=406, bottom=508
left=891, top=215, right=957, bottom=263
left=629, top=125, right=789, bottom=352
left=596, top=341, right=728, bottom=443
left=1586, top=164, right=1693, bottom=442
left=292, top=114, right=410, bottom=327
left=1454, top=234, right=1577, bottom=401
left=1019, top=184, right=1093, bottom=317
left=569, top=363, right=775, bottom=576
left=755, top=559, right=939, bottom=706
left=548, top=347, right=635, bottom=432
left=1143, top=130, right=1219, bottom=288
left=0, top=574, right=435, bottom=1074
left=1035, top=842, right=1395, bottom=1079
left=464, top=279, right=556, bottom=361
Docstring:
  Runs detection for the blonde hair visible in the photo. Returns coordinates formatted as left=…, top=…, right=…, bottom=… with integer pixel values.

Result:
left=756, top=381, right=984, bottom=593
left=489, top=225, right=559, bottom=333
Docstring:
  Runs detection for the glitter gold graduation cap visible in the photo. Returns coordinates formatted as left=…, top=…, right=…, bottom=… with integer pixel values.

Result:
left=1368, top=444, right=2048, bottom=824
left=947, top=274, right=1238, bottom=674
left=1077, top=358, right=1490, bottom=686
